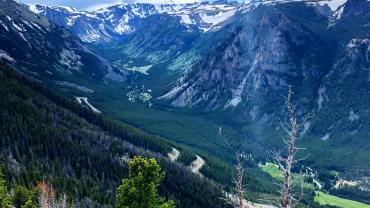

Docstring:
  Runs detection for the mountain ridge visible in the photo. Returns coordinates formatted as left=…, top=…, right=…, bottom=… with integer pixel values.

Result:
left=28, top=1, right=237, bottom=42
left=0, top=0, right=127, bottom=83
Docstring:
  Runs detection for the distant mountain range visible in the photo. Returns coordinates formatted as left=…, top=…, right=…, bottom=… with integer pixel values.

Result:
left=2, top=0, right=370, bottom=197
left=0, top=0, right=126, bottom=84
left=29, top=2, right=237, bottom=42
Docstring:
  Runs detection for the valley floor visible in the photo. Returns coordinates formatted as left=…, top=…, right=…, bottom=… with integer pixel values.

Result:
left=314, top=191, right=370, bottom=208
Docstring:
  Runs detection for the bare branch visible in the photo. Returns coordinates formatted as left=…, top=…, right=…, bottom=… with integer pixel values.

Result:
left=272, top=86, right=309, bottom=208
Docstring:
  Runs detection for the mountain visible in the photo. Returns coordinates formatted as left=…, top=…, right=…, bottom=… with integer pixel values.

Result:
left=28, top=0, right=370, bottom=171
left=5, top=0, right=370, bottom=203
left=159, top=1, right=335, bottom=109
left=159, top=0, right=370, bottom=172
left=29, top=2, right=237, bottom=43
left=0, top=0, right=126, bottom=83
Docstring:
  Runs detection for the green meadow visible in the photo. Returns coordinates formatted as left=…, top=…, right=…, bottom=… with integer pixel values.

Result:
left=315, top=191, right=370, bottom=208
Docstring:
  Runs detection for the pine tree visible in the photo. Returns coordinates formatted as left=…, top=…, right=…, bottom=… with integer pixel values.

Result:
left=0, top=168, right=12, bottom=208
left=116, top=157, right=175, bottom=208
left=21, top=198, right=37, bottom=208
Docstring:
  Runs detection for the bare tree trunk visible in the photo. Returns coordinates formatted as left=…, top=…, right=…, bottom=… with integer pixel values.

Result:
left=235, top=153, right=245, bottom=208
left=273, top=86, right=302, bottom=208
left=37, top=181, right=68, bottom=208
left=59, top=193, right=67, bottom=208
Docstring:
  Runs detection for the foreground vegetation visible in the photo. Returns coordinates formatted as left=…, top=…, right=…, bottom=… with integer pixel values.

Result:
left=0, top=157, right=174, bottom=208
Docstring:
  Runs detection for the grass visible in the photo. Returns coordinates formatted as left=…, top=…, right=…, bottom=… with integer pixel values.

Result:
left=261, top=163, right=282, bottom=179
left=314, top=191, right=370, bottom=208
left=260, top=163, right=315, bottom=190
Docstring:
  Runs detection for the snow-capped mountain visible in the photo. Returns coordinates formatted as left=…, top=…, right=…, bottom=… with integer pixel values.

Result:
left=161, top=0, right=365, bottom=110
left=0, top=0, right=126, bottom=82
left=153, top=0, right=370, bottom=171
left=29, top=2, right=237, bottom=42
left=161, top=0, right=370, bottom=127
left=115, top=0, right=200, bottom=3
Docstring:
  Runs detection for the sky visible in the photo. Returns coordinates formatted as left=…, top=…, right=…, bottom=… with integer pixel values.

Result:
left=19, top=0, right=348, bottom=11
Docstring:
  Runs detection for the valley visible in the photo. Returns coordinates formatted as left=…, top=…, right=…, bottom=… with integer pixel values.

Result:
left=1, top=0, right=370, bottom=207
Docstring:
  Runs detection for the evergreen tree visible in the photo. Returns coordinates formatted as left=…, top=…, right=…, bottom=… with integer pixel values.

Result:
left=0, top=168, right=12, bottom=208
left=21, top=198, right=37, bottom=208
left=116, top=157, right=175, bottom=208
left=13, top=186, right=36, bottom=208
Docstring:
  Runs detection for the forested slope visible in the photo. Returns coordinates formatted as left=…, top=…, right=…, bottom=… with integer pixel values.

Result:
left=0, top=63, right=230, bottom=208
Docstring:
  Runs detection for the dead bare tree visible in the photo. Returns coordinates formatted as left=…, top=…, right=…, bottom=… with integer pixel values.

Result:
left=218, top=121, right=254, bottom=207
left=37, top=181, right=68, bottom=208
left=220, top=152, right=254, bottom=208
left=235, top=152, right=245, bottom=208
left=271, top=86, right=307, bottom=208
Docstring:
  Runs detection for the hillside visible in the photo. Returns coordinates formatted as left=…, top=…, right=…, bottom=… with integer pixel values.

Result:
left=0, top=63, right=230, bottom=208
left=1, top=0, right=370, bottom=205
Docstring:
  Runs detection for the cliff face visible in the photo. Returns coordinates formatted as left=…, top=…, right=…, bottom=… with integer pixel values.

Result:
left=162, top=3, right=333, bottom=115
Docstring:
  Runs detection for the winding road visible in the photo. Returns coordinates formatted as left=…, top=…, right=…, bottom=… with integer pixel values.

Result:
left=190, top=155, right=205, bottom=175
left=167, top=148, right=180, bottom=161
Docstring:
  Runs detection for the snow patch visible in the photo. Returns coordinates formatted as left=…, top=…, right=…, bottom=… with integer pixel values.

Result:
left=0, top=20, right=9, bottom=31
left=114, top=22, right=134, bottom=34
left=317, top=0, right=348, bottom=11
left=58, top=6, right=77, bottom=13
left=179, top=14, right=194, bottom=24
left=334, top=5, right=345, bottom=20
left=0, top=50, right=15, bottom=62
left=199, top=9, right=235, bottom=30
left=90, top=0, right=200, bottom=10
left=29, top=4, right=43, bottom=14
left=21, top=20, right=34, bottom=29
left=31, top=22, right=43, bottom=31
left=12, top=22, right=23, bottom=31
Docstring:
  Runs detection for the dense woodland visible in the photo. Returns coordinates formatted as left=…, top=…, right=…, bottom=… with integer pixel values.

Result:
left=0, top=62, right=355, bottom=208
left=0, top=63, right=231, bottom=207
